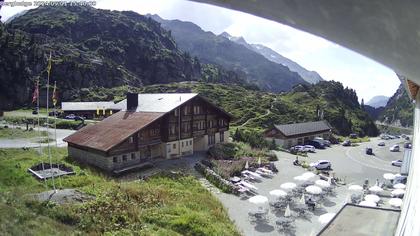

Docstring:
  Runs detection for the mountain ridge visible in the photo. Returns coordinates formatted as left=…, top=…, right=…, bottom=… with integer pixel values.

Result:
left=149, top=14, right=308, bottom=92
left=366, top=95, right=389, bottom=108
left=219, top=31, right=324, bottom=84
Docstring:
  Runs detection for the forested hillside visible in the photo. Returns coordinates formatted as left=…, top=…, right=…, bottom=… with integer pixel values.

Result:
left=0, top=6, right=253, bottom=110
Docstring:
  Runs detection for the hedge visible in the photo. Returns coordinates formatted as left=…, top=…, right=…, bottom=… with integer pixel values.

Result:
left=194, top=162, right=236, bottom=194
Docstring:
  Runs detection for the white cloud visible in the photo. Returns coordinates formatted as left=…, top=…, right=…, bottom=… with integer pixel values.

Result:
left=0, top=0, right=400, bottom=101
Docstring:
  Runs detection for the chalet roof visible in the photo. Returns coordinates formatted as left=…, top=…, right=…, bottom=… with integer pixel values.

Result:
left=274, top=120, right=332, bottom=137
left=113, top=93, right=198, bottom=112
left=61, top=101, right=116, bottom=111
left=64, top=93, right=232, bottom=152
left=63, top=111, right=164, bottom=152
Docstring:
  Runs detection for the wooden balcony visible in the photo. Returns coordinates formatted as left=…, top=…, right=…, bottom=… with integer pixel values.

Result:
left=193, top=129, right=206, bottom=137
left=181, top=132, right=192, bottom=139
left=139, top=138, right=162, bottom=147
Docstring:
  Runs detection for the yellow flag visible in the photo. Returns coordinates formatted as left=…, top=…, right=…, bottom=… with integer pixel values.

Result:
left=96, top=107, right=100, bottom=115
left=52, top=81, right=58, bottom=107
left=47, top=52, right=52, bottom=76
left=103, top=107, right=106, bottom=115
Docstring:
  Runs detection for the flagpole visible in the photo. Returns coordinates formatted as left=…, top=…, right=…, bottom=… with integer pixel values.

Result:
left=36, top=79, right=47, bottom=189
left=46, top=52, right=56, bottom=192
left=54, top=81, right=58, bottom=148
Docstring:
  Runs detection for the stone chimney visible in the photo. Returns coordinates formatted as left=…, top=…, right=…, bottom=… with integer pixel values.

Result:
left=126, top=93, right=138, bottom=111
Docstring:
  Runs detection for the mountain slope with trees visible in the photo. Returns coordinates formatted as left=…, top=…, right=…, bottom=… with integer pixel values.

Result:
left=150, top=15, right=308, bottom=92
left=0, top=6, right=253, bottom=110
left=379, top=83, right=414, bottom=127
left=80, top=80, right=378, bottom=137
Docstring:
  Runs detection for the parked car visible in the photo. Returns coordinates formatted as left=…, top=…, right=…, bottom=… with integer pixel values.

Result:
left=290, top=145, right=306, bottom=154
left=304, top=145, right=316, bottom=153
left=401, top=134, right=407, bottom=138
left=314, top=137, right=330, bottom=147
left=74, top=116, right=85, bottom=121
left=310, top=160, right=332, bottom=170
left=349, top=133, right=358, bottom=139
left=48, top=111, right=60, bottom=116
left=390, top=145, right=400, bottom=152
left=65, top=114, right=76, bottom=119
left=305, top=140, right=325, bottom=149
left=391, top=160, right=403, bottom=167
left=404, top=143, right=412, bottom=149
left=405, top=136, right=410, bottom=141
left=365, top=148, right=373, bottom=155
left=378, top=142, right=385, bottom=146
left=342, top=140, right=352, bottom=146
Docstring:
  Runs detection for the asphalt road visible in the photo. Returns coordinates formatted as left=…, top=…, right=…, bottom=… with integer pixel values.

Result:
left=306, top=137, right=407, bottom=185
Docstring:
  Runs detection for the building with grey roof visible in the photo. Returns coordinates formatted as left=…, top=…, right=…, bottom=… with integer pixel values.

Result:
left=264, top=120, right=332, bottom=148
left=61, top=101, right=119, bottom=119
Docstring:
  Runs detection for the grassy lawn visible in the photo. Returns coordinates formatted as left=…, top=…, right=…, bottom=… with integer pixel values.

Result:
left=0, top=127, right=48, bottom=139
left=0, top=148, right=239, bottom=235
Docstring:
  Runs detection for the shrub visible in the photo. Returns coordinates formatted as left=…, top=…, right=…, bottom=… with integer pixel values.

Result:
left=207, top=143, right=237, bottom=160
left=266, top=151, right=278, bottom=161
left=194, top=163, right=234, bottom=193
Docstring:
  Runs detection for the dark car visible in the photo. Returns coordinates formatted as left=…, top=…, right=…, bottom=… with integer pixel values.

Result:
left=48, top=111, right=60, bottom=116
left=365, top=148, right=373, bottom=155
left=342, top=140, right=352, bottom=146
left=349, top=133, right=358, bottom=139
left=305, top=140, right=325, bottom=149
left=404, top=143, right=412, bottom=149
left=74, top=116, right=85, bottom=121
left=405, top=137, right=410, bottom=141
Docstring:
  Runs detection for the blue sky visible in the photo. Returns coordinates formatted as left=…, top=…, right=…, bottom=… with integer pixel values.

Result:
left=0, top=0, right=401, bottom=102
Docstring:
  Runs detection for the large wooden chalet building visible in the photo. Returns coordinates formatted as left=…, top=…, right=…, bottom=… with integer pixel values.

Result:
left=64, top=93, right=231, bottom=174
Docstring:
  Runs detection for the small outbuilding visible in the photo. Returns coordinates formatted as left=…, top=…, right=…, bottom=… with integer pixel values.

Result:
left=264, top=120, right=332, bottom=148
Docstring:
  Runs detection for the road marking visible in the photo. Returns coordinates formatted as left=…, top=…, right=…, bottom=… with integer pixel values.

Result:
left=345, top=148, right=397, bottom=173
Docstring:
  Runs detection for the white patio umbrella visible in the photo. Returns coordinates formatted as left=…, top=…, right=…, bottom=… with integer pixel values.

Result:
left=284, top=204, right=292, bottom=217
left=359, top=201, right=377, bottom=207
left=393, top=183, right=406, bottom=189
left=248, top=195, right=268, bottom=205
left=269, top=189, right=287, bottom=198
left=302, top=172, right=316, bottom=179
left=383, top=173, right=396, bottom=180
left=315, top=179, right=331, bottom=188
left=391, top=189, right=406, bottom=197
left=280, top=182, right=297, bottom=191
left=245, top=161, right=249, bottom=170
left=294, top=175, right=307, bottom=182
left=369, top=185, right=383, bottom=193
left=389, top=198, right=403, bottom=208
left=318, top=213, right=336, bottom=224
left=348, top=185, right=363, bottom=191
left=364, top=194, right=380, bottom=203
left=299, top=194, right=306, bottom=204
left=305, top=185, right=323, bottom=195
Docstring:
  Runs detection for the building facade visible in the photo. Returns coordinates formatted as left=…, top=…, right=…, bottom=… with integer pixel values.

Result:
left=64, top=93, right=231, bottom=174
left=61, top=101, right=119, bottom=120
left=264, top=120, right=332, bottom=148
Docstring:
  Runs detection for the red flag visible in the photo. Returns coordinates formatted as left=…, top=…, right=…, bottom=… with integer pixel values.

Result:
left=32, top=80, right=39, bottom=104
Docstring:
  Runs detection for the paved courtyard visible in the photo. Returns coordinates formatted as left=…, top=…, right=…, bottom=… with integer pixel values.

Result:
left=208, top=138, right=406, bottom=236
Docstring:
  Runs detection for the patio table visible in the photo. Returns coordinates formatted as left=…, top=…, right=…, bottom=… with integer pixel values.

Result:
left=276, top=217, right=294, bottom=230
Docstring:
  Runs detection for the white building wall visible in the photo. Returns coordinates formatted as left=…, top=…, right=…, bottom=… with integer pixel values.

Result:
left=396, top=92, right=420, bottom=236
left=215, top=132, right=220, bottom=144
left=165, top=138, right=193, bottom=158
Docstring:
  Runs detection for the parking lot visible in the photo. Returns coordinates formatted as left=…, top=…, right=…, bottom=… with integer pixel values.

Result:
left=210, top=137, right=407, bottom=236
